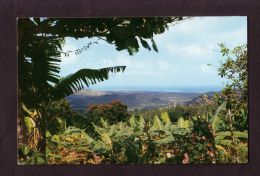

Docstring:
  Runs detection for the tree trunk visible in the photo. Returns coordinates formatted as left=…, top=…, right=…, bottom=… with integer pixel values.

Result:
left=36, top=108, right=47, bottom=163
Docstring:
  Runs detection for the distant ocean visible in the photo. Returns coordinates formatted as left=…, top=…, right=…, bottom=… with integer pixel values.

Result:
left=90, top=86, right=223, bottom=93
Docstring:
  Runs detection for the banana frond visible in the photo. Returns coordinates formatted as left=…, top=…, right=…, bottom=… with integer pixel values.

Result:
left=53, top=66, right=126, bottom=100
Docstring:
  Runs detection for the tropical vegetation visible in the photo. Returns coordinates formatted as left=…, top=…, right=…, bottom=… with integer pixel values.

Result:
left=17, top=17, right=247, bottom=164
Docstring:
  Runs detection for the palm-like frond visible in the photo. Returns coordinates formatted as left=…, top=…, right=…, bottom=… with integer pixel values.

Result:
left=53, top=66, right=126, bottom=100
left=19, top=31, right=65, bottom=106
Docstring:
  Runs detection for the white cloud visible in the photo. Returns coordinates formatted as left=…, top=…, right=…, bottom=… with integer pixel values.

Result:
left=166, top=44, right=215, bottom=61
left=155, top=16, right=247, bottom=48
left=156, top=61, right=172, bottom=71
left=216, top=26, right=247, bottom=47
left=166, top=45, right=202, bottom=57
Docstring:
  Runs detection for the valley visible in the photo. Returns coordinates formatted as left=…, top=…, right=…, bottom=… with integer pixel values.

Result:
left=66, top=89, right=202, bottom=112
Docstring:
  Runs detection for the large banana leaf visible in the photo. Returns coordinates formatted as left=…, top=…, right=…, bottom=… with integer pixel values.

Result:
left=214, top=130, right=248, bottom=147
left=138, top=115, right=145, bottom=129
left=209, top=101, right=226, bottom=133
left=177, top=117, right=193, bottom=128
left=149, top=115, right=164, bottom=133
left=160, top=112, right=171, bottom=126
left=53, top=66, right=126, bottom=100
left=215, top=131, right=248, bottom=142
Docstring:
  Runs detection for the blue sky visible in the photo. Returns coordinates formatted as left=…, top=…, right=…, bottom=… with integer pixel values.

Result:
left=59, top=17, right=247, bottom=91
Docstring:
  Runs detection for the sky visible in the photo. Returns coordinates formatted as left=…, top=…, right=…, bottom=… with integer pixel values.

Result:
left=59, top=16, right=247, bottom=92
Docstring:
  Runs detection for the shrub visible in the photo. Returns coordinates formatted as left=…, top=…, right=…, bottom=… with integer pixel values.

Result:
left=86, top=100, right=129, bottom=125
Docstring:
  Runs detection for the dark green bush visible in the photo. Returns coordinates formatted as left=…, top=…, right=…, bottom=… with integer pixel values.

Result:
left=85, top=100, right=129, bottom=125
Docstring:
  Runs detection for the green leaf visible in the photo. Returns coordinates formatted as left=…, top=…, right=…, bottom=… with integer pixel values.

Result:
left=154, top=135, right=175, bottom=144
left=113, top=127, right=133, bottom=138
left=215, top=144, right=228, bottom=155
left=21, top=103, right=33, bottom=116
left=36, top=156, right=45, bottom=164
left=100, top=117, right=109, bottom=129
left=139, top=38, right=151, bottom=50
left=218, top=139, right=233, bottom=146
left=177, top=117, right=192, bottom=128
left=20, top=145, right=30, bottom=155
left=233, top=131, right=248, bottom=139
left=209, top=101, right=226, bottom=133
left=160, top=112, right=171, bottom=126
left=151, top=38, right=158, bottom=52
left=149, top=115, right=163, bottom=132
left=129, top=115, right=136, bottom=127
left=215, top=131, right=248, bottom=148
left=24, top=116, right=36, bottom=129
left=46, top=130, right=52, bottom=138
left=125, top=38, right=139, bottom=55
left=54, top=66, right=126, bottom=100
left=215, top=131, right=248, bottom=142
left=101, top=132, right=112, bottom=148
left=138, top=115, right=145, bottom=129
left=33, top=18, right=41, bottom=25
